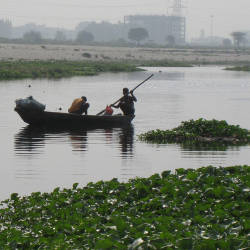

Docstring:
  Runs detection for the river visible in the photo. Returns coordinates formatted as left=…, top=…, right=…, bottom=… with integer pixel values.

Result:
left=1, top=66, right=250, bottom=200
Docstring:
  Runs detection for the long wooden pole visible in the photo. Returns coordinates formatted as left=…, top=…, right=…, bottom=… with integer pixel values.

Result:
left=96, top=74, right=154, bottom=116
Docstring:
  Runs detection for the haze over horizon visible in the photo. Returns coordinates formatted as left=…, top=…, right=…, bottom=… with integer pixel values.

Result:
left=1, top=0, right=250, bottom=40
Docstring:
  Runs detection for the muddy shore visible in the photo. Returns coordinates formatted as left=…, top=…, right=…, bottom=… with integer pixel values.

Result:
left=0, top=43, right=250, bottom=64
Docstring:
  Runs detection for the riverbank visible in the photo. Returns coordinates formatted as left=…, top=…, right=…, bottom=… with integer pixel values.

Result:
left=1, top=44, right=250, bottom=80
left=0, top=61, right=143, bottom=80
left=225, top=66, right=250, bottom=72
left=0, top=165, right=249, bottom=249
left=1, top=43, right=250, bottom=65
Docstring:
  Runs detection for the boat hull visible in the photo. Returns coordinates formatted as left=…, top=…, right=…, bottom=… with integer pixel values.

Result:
left=15, top=107, right=135, bottom=128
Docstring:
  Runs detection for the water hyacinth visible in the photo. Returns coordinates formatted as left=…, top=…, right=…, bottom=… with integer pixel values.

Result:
left=139, top=118, right=250, bottom=145
left=0, top=165, right=249, bottom=249
left=225, top=66, right=250, bottom=72
left=0, top=60, right=143, bottom=80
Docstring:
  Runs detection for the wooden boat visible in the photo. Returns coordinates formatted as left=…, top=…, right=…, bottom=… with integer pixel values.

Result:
left=15, top=107, right=135, bottom=128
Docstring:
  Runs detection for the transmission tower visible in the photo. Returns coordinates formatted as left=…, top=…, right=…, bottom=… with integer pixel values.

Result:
left=172, top=0, right=184, bottom=16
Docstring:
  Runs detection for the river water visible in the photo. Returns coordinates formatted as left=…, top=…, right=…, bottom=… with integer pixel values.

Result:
left=1, top=66, right=250, bottom=200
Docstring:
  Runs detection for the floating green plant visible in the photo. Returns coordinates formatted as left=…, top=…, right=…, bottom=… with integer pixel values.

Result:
left=0, top=60, right=143, bottom=80
left=225, top=66, right=250, bottom=72
left=139, top=118, right=250, bottom=145
left=0, top=165, right=249, bottom=248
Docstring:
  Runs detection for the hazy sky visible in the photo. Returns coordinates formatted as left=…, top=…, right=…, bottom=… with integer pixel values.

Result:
left=1, top=0, right=249, bottom=39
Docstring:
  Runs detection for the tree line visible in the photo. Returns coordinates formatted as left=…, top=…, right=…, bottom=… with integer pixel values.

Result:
left=1, top=27, right=151, bottom=46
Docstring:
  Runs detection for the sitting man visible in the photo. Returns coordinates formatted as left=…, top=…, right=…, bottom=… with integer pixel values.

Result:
left=112, top=88, right=137, bottom=115
left=68, top=96, right=89, bottom=115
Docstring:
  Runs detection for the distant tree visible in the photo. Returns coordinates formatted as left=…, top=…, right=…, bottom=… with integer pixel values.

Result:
left=166, top=35, right=175, bottom=47
left=222, top=38, right=232, bottom=48
left=128, top=27, right=149, bottom=45
left=0, top=19, right=12, bottom=38
left=75, top=22, right=91, bottom=33
left=76, top=30, right=94, bottom=44
left=54, top=31, right=66, bottom=42
left=23, top=30, right=42, bottom=43
left=231, top=32, right=246, bottom=49
left=85, top=22, right=118, bottom=42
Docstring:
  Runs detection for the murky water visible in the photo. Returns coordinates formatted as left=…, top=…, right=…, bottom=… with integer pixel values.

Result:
left=1, top=66, right=250, bottom=200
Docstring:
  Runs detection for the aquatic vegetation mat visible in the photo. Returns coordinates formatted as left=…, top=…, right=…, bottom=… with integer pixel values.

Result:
left=139, top=118, right=250, bottom=145
left=0, top=60, right=142, bottom=80
left=0, top=165, right=249, bottom=249
left=225, top=66, right=250, bottom=72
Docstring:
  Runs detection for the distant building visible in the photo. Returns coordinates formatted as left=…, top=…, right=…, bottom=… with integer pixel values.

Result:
left=124, top=15, right=186, bottom=45
left=245, top=31, right=250, bottom=46
left=0, top=19, right=12, bottom=38
left=77, top=15, right=186, bottom=45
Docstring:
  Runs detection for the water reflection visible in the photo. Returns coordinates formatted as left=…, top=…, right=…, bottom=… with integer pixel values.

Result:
left=180, top=142, right=242, bottom=159
left=70, top=130, right=88, bottom=152
left=138, top=68, right=185, bottom=81
left=14, top=126, right=46, bottom=155
left=118, top=126, right=134, bottom=158
left=101, top=126, right=134, bottom=157
left=158, top=71, right=185, bottom=81
left=15, top=125, right=134, bottom=157
left=180, top=142, right=242, bottom=152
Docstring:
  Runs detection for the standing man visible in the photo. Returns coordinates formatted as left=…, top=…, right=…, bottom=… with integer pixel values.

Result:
left=112, top=88, right=137, bottom=115
left=68, top=96, right=90, bottom=115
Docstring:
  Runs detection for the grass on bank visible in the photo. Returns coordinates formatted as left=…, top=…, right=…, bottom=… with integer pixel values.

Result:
left=0, top=59, right=196, bottom=81
left=0, top=60, right=144, bottom=80
left=225, top=66, right=250, bottom=72
left=1, top=59, right=250, bottom=81
left=139, top=118, right=250, bottom=145
left=0, top=165, right=249, bottom=249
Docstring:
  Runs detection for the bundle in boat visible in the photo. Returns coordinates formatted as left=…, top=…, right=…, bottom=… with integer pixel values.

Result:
left=15, top=96, right=46, bottom=112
